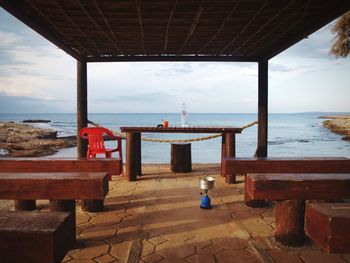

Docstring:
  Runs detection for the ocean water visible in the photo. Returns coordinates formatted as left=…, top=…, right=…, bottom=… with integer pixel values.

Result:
left=0, top=113, right=349, bottom=163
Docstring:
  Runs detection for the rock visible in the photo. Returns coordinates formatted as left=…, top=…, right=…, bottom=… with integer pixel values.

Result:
left=0, top=121, right=76, bottom=157
left=22, top=119, right=51, bottom=123
left=322, top=115, right=350, bottom=140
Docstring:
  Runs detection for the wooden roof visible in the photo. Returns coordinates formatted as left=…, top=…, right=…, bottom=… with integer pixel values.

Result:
left=1, top=0, right=350, bottom=62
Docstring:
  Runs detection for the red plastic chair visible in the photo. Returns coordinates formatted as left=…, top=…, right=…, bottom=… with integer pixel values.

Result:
left=80, top=127, right=123, bottom=178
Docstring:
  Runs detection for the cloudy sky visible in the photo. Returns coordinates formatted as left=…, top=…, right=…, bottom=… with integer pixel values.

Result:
left=0, top=8, right=349, bottom=114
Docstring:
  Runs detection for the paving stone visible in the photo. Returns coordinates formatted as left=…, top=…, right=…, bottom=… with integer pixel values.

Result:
left=212, top=237, right=248, bottom=250
left=142, top=253, right=163, bottom=263
left=216, top=250, right=262, bottom=263
left=70, top=240, right=110, bottom=260
left=95, top=253, right=118, bottom=263
left=157, top=243, right=195, bottom=259
left=76, top=213, right=91, bottom=225
left=110, top=240, right=133, bottom=261
left=80, top=225, right=117, bottom=241
left=141, top=239, right=156, bottom=257
left=148, top=236, right=168, bottom=246
left=186, top=253, right=216, bottom=263
left=201, top=244, right=225, bottom=255
left=242, top=218, right=274, bottom=237
left=90, top=212, right=123, bottom=226
left=268, top=249, right=303, bottom=263
left=300, top=251, right=347, bottom=263
left=186, top=239, right=211, bottom=249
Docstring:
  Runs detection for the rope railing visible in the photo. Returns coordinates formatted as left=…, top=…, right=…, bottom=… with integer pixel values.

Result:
left=87, top=120, right=258, bottom=143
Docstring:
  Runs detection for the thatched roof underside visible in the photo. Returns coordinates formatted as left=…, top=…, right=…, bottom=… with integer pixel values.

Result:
left=1, top=0, right=350, bottom=62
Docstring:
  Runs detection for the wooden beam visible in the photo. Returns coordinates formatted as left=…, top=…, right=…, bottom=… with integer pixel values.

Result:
left=256, top=59, right=268, bottom=157
left=220, top=0, right=269, bottom=55
left=52, top=0, right=101, bottom=54
left=0, top=1, right=83, bottom=61
left=232, top=0, right=298, bottom=55
left=197, top=0, right=242, bottom=55
left=77, top=60, right=88, bottom=158
left=86, top=55, right=260, bottom=63
left=164, top=0, right=178, bottom=53
left=136, top=0, right=146, bottom=54
left=77, top=0, right=123, bottom=55
left=244, top=0, right=312, bottom=57
left=93, top=0, right=123, bottom=54
left=177, top=2, right=203, bottom=54
left=265, top=1, right=350, bottom=59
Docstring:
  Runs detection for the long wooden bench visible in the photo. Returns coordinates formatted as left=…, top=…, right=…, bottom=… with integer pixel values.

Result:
left=245, top=173, right=350, bottom=246
left=0, top=211, right=74, bottom=263
left=0, top=158, right=122, bottom=211
left=223, top=157, right=350, bottom=183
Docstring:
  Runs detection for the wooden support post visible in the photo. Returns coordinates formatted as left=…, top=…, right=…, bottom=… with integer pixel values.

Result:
left=77, top=60, right=88, bottom=158
left=221, top=133, right=236, bottom=184
left=50, top=200, right=76, bottom=241
left=246, top=59, right=268, bottom=207
left=256, top=59, right=268, bottom=157
left=171, top=143, right=192, bottom=173
left=275, top=200, right=305, bottom=246
left=81, top=199, right=104, bottom=212
left=14, top=200, right=36, bottom=211
left=126, top=132, right=141, bottom=181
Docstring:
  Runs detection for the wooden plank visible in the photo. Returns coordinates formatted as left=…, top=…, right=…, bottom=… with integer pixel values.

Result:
left=0, top=172, right=108, bottom=200
left=224, top=157, right=350, bottom=174
left=246, top=173, right=350, bottom=201
left=0, top=158, right=122, bottom=175
left=0, top=211, right=74, bottom=263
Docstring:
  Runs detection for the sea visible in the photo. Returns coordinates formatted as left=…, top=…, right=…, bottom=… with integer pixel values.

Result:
left=0, top=113, right=349, bottom=163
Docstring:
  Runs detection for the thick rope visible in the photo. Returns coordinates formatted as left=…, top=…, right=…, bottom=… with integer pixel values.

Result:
left=87, top=120, right=258, bottom=143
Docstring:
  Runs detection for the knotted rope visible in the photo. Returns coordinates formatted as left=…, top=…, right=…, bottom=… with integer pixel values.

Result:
left=87, top=120, right=258, bottom=143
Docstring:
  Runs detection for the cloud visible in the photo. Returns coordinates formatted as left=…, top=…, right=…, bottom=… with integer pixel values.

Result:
left=0, top=93, right=70, bottom=113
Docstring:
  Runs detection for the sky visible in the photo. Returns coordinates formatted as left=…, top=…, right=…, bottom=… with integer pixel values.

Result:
left=0, top=8, right=349, bottom=114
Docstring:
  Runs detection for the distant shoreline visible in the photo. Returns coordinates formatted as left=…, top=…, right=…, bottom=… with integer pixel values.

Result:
left=320, top=115, right=350, bottom=140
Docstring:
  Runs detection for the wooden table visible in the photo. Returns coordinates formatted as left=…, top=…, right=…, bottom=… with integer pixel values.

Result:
left=120, top=126, right=242, bottom=181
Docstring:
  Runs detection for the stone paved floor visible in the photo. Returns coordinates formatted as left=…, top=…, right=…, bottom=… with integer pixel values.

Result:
left=2, top=164, right=350, bottom=263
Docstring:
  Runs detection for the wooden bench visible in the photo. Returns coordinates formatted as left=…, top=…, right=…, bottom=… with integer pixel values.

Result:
left=0, top=211, right=74, bottom=263
left=0, top=158, right=122, bottom=211
left=0, top=171, right=109, bottom=239
left=305, top=202, right=350, bottom=253
left=245, top=173, right=350, bottom=246
left=223, top=157, right=350, bottom=183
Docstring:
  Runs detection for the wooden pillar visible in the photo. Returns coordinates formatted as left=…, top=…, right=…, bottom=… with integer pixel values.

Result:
left=77, top=60, right=88, bottom=158
left=50, top=200, right=76, bottom=242
left=256, top=59, right=268, bottom=157
left=14, top=200, right=36, bottom=211
left=126, top=132, right=141, bottom=181
left=171, top=143, right=192, bottom=173
left=275, top=200, right=305, bottom=246
left=221, top=133, right=236, bottom=184
left=246, top=59, right=268, bottom=207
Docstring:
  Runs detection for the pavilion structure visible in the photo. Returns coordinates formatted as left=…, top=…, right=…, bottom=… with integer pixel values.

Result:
left=1, top=0, right=349, bottom=158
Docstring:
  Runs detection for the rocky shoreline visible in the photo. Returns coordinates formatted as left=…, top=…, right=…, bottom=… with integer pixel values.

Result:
left=320, top=115, right=350, bottom=140
left=0, top=121, right=76, bottom=157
